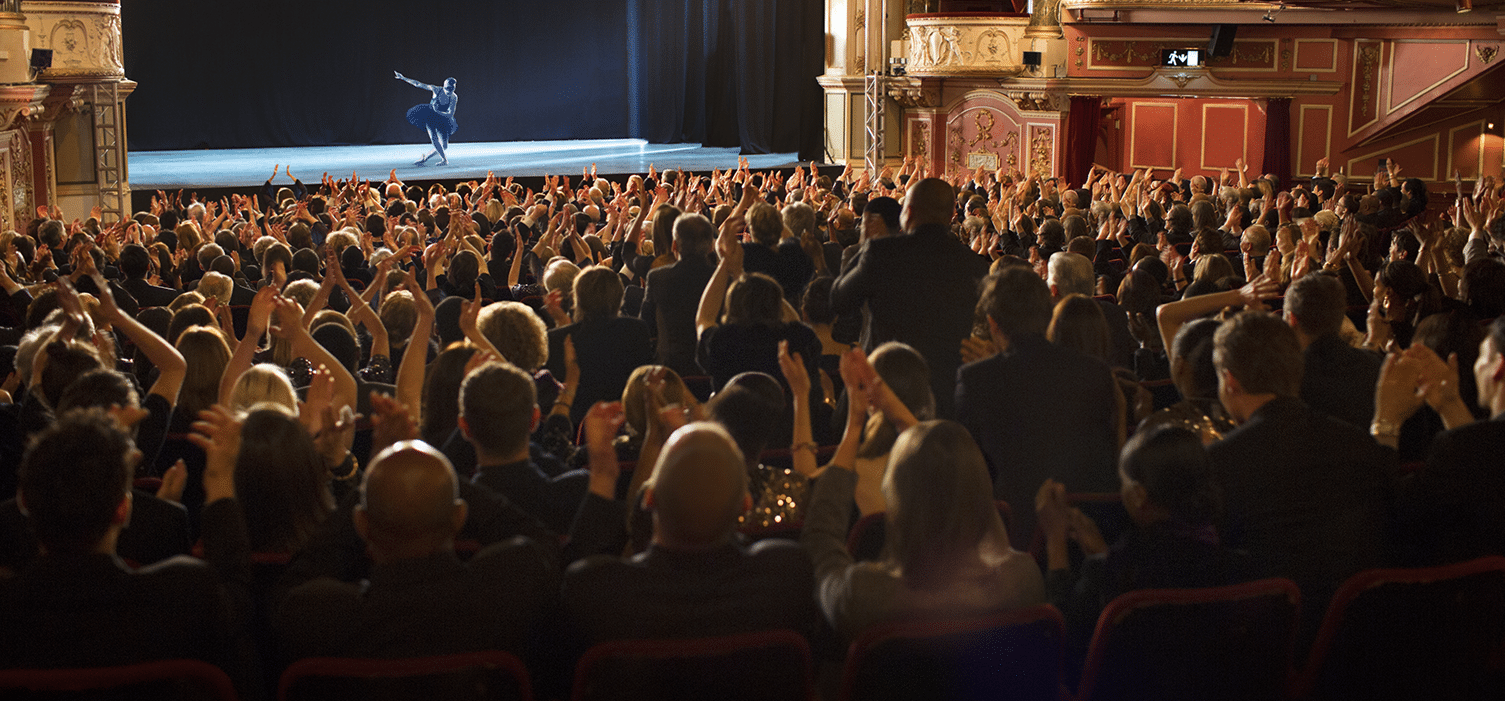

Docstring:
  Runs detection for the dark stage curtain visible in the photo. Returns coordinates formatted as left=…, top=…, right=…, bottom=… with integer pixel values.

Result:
left=1065, top=96, right=1102, bottom=188
left=627, top=0, right=823, bottom=157
left=123, top=0, right=821, bottom=159
left=1262, top=97, right=1293, bottom=190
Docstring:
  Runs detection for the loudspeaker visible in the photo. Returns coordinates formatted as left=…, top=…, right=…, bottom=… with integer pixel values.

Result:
left=1207, top=25, right=1236, bottom=58
left=29, top=49, right=51, bottom=69
left=1022, top=51, right=1042, bottom=67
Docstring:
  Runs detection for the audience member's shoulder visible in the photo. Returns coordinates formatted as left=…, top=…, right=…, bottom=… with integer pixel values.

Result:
left=563, top=553, right=632, bottom=587
left=746, top=536, right=813, bottom=570
left=132, top=553, right=220, bottom=588
left=548, top=467, right=591, bottom=489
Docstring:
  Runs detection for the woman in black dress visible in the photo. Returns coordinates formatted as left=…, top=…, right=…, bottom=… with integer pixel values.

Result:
left=394, top=71, right=458, bottom=166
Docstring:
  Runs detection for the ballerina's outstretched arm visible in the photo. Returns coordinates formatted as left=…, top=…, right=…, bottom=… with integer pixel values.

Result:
left=394, top=71, right=437, bottom=93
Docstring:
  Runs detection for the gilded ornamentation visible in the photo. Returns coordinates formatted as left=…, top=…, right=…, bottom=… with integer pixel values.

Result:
left=23, top=2, right=126, bottom=79
left=1169, top=72, right=1197, bottom=89
left=10, top=129, right=31, bottom=230
left=914, top=121, right=930, bottom=161
left=1477, top=45, right=1498, bottom=64
left=1280, top=48, right=1292, bottom=73
left=888, top=79, right=940, bottom=108
left=906, top=16, right=1029, bottom=76
left=949, top=122, right=966, bottom=169
left=1359, top=45, right=1381, bottom=118
left=1009, top=92, right=1062, bottom=112
left=1030, top=126, right=1053, bottom=177
left=968, top=110, right=996, bottom=147
left=854, top=8, right=865, bottom=32
left=1207, top=44, right=1272, bottom=68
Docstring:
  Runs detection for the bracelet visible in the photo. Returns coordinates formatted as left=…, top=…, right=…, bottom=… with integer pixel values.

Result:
left=792, top=442, right=818, bottom=455
left=332, top=451, right=359, bottom=480
left=1370, top=419, right=1402, bottom=438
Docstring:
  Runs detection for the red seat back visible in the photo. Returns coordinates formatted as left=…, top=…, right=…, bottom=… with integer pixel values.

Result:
left=1298, top=556, right=1505, bottom=701
left=572, top=629, right=813, bottom=701
left=279, top=651, right=532, bottom=701
left=839, top=604, right=1064, bottom=701
left=0, top=659, right=236, bottom=701
left=1076, top=578, right=1301, bottom=701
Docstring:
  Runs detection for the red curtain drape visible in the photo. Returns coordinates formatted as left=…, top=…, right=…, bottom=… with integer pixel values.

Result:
left=1261, top=97, right=1293, bottom=189
left=1065, top=97, right=1103, bottom=189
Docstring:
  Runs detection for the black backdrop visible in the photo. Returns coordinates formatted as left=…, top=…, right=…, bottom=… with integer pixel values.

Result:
left=123, top=0, right=821, bottom=159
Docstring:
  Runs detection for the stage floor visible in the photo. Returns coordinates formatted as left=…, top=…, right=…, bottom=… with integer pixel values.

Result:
left=128, top=139, right=804, bottom=190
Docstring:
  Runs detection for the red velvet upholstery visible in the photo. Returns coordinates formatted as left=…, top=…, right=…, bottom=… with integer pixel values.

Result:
left=279, top=651, right=532, bottom=701
left=1297, top=556, right=1505, bottom=701
left=571, top=629, right=813, bottom=701
left=1076, top=578, right=1301, bottom=701
left=0, top=659, right=237, bottom=701
left=839, top=604, right=1065, bottom=701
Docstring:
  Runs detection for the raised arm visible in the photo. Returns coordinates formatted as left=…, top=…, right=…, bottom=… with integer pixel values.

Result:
left=1156, top=275, right=1277, bottom=365
left=220, top=286, right=277, bottom=406
left=91, top=265, right=186, bottom=407
left=395, top=275, right=435, bottom=419
left=394, top=71, right=437, bottom=93
left=696, top=213, right=745, bottom=337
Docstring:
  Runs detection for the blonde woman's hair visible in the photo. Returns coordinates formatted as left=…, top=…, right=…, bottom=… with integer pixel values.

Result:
left=476, top=301, right=548, bottom=372
left=197, top=272, right=233, bottom=306
left=229, top=363, right=298, bottom=416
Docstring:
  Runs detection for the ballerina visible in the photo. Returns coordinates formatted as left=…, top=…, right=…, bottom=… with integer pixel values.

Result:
left=395, top=71, right=458, bottom=166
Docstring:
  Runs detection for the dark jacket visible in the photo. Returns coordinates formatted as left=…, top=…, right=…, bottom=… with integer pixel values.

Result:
left=831, top=223, right=991, bottom=417
left=1208, top=397, right=1395, bottom=604
left=1300, top=333, right=1383, bottom=429
left=640, top=254, right=716, bottom=375
left=956, top=334, right=1120, bottom=548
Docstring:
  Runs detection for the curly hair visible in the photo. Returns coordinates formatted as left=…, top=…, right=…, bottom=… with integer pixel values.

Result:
left=477, top=301, right=549, bottom=372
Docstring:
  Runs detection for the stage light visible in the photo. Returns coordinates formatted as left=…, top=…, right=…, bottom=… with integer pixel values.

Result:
left=1489, top=122, right=1496, bottom=130
left=1457, top=0, right=1473, bottom=13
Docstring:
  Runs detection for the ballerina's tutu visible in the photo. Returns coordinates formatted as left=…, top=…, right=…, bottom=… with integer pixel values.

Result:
left=406, top=103, right=458, bottom=137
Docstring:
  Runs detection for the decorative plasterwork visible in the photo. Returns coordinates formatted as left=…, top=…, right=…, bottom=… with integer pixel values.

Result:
left=1005, top=91, right=1065, bottom=112
left=1064, top=68, right=1342, bottom=98
left=887, top=77, right=941, bottom=108
left=22, top=1, right=124, bottom=80
left=905, top=15, right=1030, bottom=76
left=0, top=84, right=51, bottom=132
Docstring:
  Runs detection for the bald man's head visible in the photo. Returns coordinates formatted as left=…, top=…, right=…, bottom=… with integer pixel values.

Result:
left=355, top=440, right=467, bottom=562
left=900, top=178, right=955, bottom=232
left=645, top=423, right=750, bottom=550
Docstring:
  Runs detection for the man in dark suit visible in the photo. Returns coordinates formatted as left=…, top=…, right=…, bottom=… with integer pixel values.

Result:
left=276, top=441, right=555, bottom=660
left=0, top=410, right=253, bottom=687
left=831, top=178, right=991, bottom=417
left=1208, top=312, right=1394, bottom=615
left=563, top=411, right=816, bottom=645
left=118, top=243, right=179, bottom=309
left=955, top=267, right=1120, bottom=548
left=640, top=213, right=717, bottom=376
left=1287, top=272, right=1382, bottom=429
left=461, top=362, right=588, bottom=534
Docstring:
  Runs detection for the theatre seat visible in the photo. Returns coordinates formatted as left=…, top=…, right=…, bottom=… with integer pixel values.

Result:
left=571, top=629, right=813, bottom=701
left=1296, top=556, right=1505, bottom=701
left=839, top=604, right=1064, bottom=701
left=1075, top=578, right=1301, bottom=701
left=0, top=659, right=237, bottom=701
left=279, top=651, right=533, bottom=701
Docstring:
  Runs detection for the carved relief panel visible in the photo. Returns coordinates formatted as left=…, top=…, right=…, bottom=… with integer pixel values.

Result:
left=22, top=1, right=124, bottom=79
left=904, top=16, right=1029, bottom=76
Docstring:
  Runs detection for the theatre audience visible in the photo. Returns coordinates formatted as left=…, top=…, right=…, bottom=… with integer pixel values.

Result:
left=276, top=440, right=554, bottom=660
left=802, top=347, right=1043, bottom=642
left=2, top=154, right=1502, bottom=697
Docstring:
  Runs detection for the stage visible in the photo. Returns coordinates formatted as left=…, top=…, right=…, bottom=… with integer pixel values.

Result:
left=128, top=139, right=806, bottom=191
